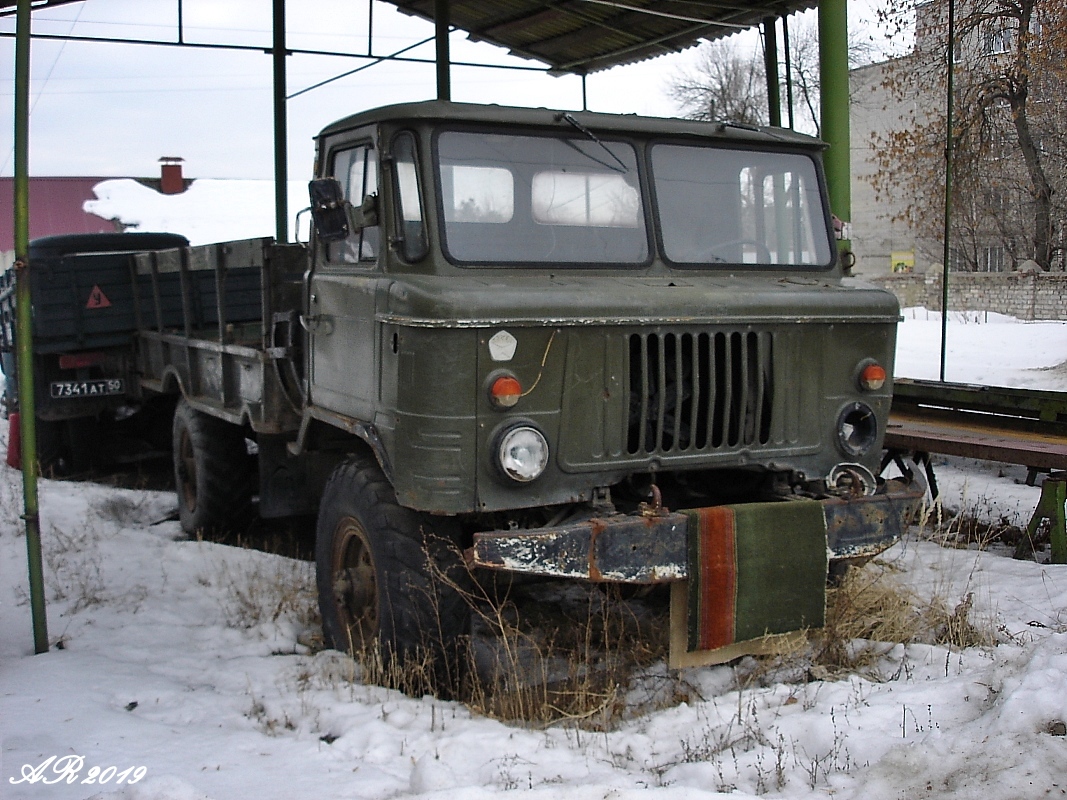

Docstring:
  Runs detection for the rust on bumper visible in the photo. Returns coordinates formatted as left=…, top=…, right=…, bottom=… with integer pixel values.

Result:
left=467, top=473, right=927, bottom=583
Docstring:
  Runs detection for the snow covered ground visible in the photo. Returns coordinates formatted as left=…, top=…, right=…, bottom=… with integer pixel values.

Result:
left=2, top=311, right=1066, bottom=800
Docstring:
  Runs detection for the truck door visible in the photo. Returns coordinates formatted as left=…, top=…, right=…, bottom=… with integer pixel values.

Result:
left=307, top=135, right=380, bottom=419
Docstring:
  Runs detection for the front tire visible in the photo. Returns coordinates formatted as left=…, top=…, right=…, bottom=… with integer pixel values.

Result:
left=172, top=399, right=255, bottom=535
left=315, top=455, right=470, bottom=697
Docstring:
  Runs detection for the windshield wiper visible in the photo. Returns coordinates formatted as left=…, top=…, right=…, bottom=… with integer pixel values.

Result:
left=555, top=112, right=630, bottom=174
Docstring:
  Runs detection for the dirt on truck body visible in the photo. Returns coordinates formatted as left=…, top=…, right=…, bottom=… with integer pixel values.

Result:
left=1, top=101, right=924, bottom=690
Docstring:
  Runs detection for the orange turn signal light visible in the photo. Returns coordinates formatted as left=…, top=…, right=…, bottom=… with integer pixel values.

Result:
left=859, top=363, right=887, bottom=391
left=490, top=375, right=523, bottom=408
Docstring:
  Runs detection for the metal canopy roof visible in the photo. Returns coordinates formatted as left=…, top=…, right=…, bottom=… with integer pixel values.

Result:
left=386, top=0, right=815, bottom=74
left=0, top=0, right=81, bottom=15
left=1, top=1, right=816, bottom=75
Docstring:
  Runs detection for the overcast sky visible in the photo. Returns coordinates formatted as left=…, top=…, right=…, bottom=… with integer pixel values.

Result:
left=0, top=0, right=891, bottom=182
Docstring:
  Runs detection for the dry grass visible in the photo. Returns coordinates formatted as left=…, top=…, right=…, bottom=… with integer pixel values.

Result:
left=200, top=502, right=999, bottom=729
left=460, top=581, right=670, bottom=728
left=211, top=555, right=318, bottom=633
left=328, top=537, right=999, bottom=726
left=806, top=557, right=996, bottom=680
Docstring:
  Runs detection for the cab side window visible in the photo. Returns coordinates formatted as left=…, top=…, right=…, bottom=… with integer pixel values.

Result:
left=328, top=144, right=379, bottom=264
left=392, top=132, right=428, bottom=262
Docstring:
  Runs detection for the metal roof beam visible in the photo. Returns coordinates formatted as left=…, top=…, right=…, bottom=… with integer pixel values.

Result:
left=0, top=0, right=81, bottom=16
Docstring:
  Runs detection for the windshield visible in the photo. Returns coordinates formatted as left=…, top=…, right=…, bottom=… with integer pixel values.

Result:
left=433, top=129, right=833, bottom=269
left=652, top=144, right=833, bottom=268
left=436, top=131, right=649, bottom=265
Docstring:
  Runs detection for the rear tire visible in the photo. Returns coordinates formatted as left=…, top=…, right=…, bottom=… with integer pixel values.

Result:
left=172, top=399, right=255, bottom=535
left=35, top=418, right=70, bottom=476
left=315, top=455, right=470, bottom=697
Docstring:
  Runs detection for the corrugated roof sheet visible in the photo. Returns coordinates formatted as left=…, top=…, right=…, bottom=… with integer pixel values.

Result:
left=0, top=0, right=83, bottom=16
left=387, top=0, right=816, bottom=73
left=1, top=1, right=813, bottom=74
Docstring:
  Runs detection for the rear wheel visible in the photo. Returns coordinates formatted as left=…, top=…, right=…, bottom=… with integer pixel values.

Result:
left=171, top=399, right=255, bottom=535
left=315, top=455, right=470, bottom=697
left=35, top=418, right=70, bottom=476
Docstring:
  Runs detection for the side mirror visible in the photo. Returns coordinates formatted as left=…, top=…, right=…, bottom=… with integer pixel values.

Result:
left=308, top=178, right=349, bottom=242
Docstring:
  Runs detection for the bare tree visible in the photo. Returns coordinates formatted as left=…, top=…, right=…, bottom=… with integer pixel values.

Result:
left=669, top=18, right=877, bottom=135
left=871, top=0, right=1067, bottom=271
left=669, top=37, right=767, bottom=126
left=784, top=20, right=878, bottom=136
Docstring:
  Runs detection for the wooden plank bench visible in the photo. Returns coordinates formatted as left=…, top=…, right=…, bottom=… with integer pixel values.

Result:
left=884, top=379, right=1067, bottom=563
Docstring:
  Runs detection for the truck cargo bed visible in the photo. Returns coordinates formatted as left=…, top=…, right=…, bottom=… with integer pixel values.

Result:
left=132, top=238, right=306, bottom=434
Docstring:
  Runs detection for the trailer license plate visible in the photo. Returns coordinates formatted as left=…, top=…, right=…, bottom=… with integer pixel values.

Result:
left=50, top=379, right=125, bottom=399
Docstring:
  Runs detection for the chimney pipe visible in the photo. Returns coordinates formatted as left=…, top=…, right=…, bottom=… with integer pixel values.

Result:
left=159, top=156, right=185, bottom=195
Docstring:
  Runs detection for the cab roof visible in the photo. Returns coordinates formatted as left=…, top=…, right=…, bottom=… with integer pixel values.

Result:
left=317, top=99, right=826, bottom=149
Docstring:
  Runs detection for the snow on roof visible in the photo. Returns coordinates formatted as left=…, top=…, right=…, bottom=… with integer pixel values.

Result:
left=83, top=178, right=312, bottom=246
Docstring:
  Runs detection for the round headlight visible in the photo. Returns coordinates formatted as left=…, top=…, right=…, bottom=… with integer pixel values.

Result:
left=497, top=425, right=549, bottom=483
left=837, top=402, right=878, bottom=457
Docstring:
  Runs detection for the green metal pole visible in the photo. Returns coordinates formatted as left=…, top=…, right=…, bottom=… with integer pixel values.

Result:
left=763, top=17, right=782, bottom=128
left=819, top=0, right=851, bottom=248
left=783, top=16, right=795, bottom=129
left=272, top=0, right=288, bottom=243
left=14, top=0, right=48, bottom=655
left=940, top=0, right=955, bottom=382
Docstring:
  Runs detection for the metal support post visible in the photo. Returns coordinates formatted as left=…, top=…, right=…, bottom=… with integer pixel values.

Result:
left=763, top=17, right=781, bottom=128
left=272, top=0, right=289, bottom=243
left=14, top=0, right=48, bottom=654
left=818, top=0, right=851, bottom=242
left=435, top=0, right=450, bottom=101
left=940, top=0, right=955, bottom=382
left=783, top=15, right=795, bottom=129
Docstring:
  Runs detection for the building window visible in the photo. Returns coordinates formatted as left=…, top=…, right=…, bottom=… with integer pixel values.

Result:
left=983, top=25, right=1013, bottom=55
left=984, top=189, right=1006, bottom=214
left=980, top=246, right=1006, bottom=272
left=948, top=247, right=965, bottom=272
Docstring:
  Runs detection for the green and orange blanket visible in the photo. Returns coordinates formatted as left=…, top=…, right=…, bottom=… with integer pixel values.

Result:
left=683, top=500, right=828, bottom=654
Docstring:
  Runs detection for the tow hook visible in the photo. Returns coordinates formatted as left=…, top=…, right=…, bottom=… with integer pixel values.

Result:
left=639, top=484, right=669, bottom=518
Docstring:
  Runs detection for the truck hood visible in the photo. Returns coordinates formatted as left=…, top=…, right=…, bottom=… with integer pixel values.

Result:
left=378, top=273, right=900, bottom=328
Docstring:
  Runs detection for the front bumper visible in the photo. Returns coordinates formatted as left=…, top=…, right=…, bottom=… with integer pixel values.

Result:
left=467, top=473, right=926, bottom=583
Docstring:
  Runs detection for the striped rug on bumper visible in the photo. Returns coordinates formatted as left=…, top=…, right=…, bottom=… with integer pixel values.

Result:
left=684, top=501, right=829, bottom=653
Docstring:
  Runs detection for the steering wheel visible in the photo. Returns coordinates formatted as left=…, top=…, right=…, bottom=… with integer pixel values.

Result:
left=705, top=239, right=773, bottom=263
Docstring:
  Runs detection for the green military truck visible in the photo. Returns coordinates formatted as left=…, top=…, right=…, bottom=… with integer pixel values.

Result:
left=2, top=101, right=924, bottom=685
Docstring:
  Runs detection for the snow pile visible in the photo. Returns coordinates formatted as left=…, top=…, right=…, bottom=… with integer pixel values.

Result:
left=896, top=308, right=1067, bottom=390
left=83, top=179, right=312, bottom=246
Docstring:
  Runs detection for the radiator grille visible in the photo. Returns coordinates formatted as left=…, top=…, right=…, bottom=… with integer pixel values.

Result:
left=626, top=330, right=774, bottom=455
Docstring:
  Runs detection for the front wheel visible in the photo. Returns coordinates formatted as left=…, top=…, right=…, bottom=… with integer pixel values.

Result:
left=315, top=455, right=470, bottom=697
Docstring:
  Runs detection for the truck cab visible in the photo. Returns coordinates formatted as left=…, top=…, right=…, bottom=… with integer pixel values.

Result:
left=3, top=101, right=924, bottom=691
left=296, top=102, right=924, bottom=683
left=303, top=101, right=915, bottom=523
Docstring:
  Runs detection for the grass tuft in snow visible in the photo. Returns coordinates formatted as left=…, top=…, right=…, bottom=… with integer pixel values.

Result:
left=211, top=556, right=318, bottom=634
left=460, top=581, right=670, bottom=729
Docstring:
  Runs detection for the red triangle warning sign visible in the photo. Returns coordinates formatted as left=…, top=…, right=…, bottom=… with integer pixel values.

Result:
left=86, top=285, right=112, bottom=309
